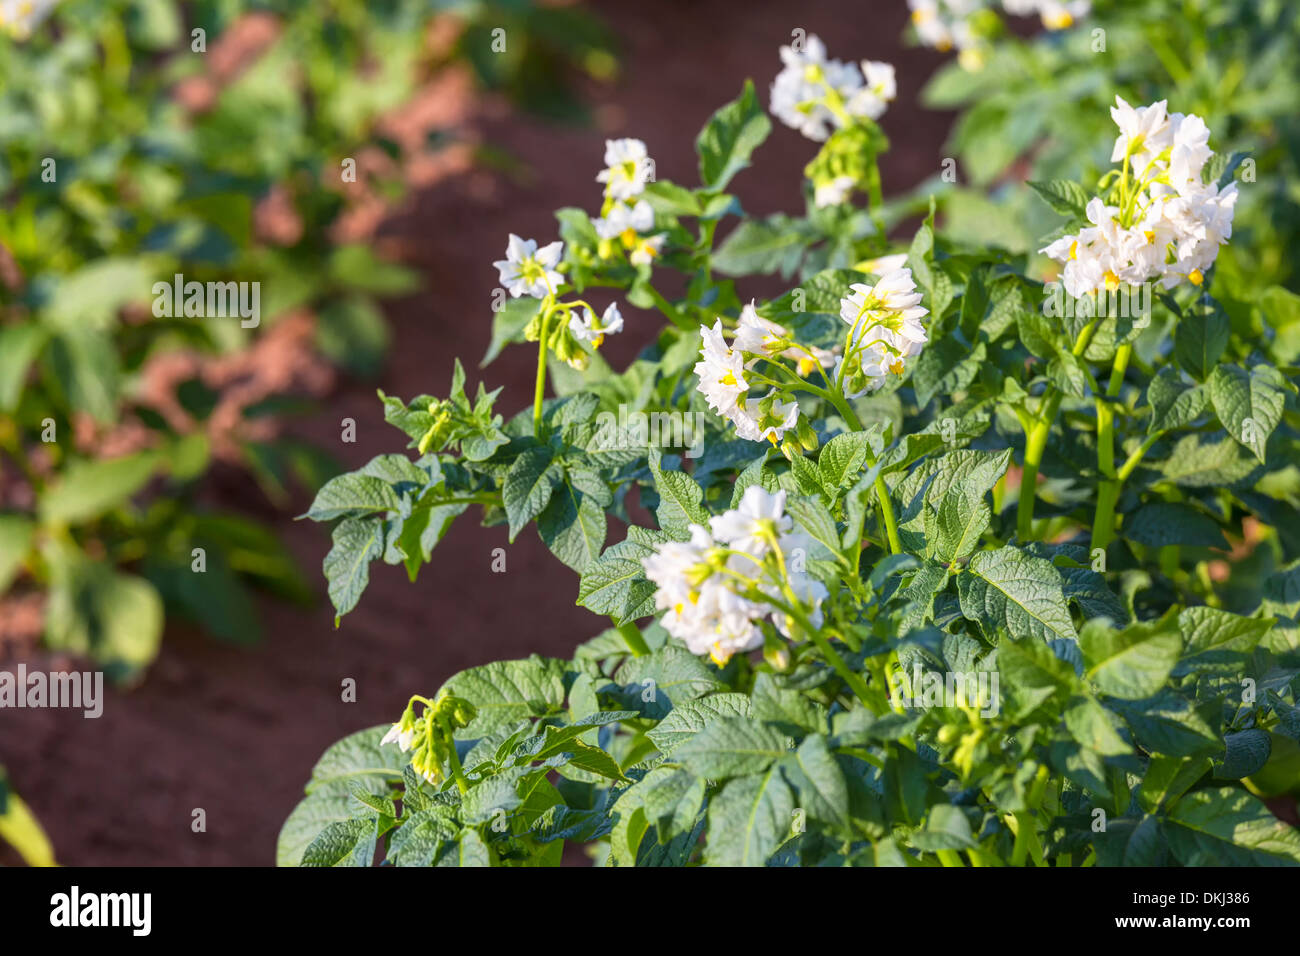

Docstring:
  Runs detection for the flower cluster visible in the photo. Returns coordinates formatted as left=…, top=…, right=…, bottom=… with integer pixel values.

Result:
left=593, top=138, right=665, bottom=266
left=908, top=0, right=1088, bottom=69
left=381, top=691, right=478, bottom=786
left=835, top=266, right=929, bottom=397
left=770, top=33, right=896, bottom=142
left=694, top=305, right=822, bottom=445
left=1041, top=97, right=1238, bottom=298
left=1000, top=0, right=1089, bottom=31
left=641, top=487, right=827, bottom=665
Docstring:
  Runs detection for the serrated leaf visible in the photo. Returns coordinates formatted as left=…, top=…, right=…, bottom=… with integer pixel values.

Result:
left=503, top=446, right=562, bottom=541
left=1208, top=364, right=1287, bottom=463
left=958, top=546, right=1078, bottom=643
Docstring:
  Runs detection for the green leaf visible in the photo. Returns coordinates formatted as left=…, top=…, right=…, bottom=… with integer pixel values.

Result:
left=323, top=516, right=385, bottom=622
left=305, top=472, right=402, bottom=522
left=1145, top=433, right=1257, bottom=488
left=783, top=736, right=851, bottom=834
left=577, top=537, right=659, bottom=624
left=1122, top=502, right=1228, bottom=549
left=1027, top=179, right=1090, bottom=220
left=0, top=323, right=46, bottom=412
left=911, top=804, right=977, bottom=851
left=1165, top=788, right=1300, bottom=865
left=712, top=215, right=808, bottom=276
left=1216, top=729, right=1271, bottom=779
left=44, top=562, right=164, bottom=678
left=503, top=447, right=562, bottom=541
left=1176, top=606, right=1270, bottom=672
left=440, top=656, right=568, bottom=736
left=1064, top=696, right=1132, bottom=755
left=696, top=79, right=772, bottom=191
left=482, top=296, right=540, bottom=368
left=785, top=495, right=843, bottom=563
left=931, top=485, right=991, bottom=563
left=0, top=516, right=35, bottom=593
left=648, top=453, right=708, bottom=537
left=612, top=644, right=726, bottom=719
left=958, top=546, right=1078, bottom=643
left=39, top=452, right=160, bottom=526
left=1174, top=300, right=1229, bottom=381
left=299, top=818, right=377, bottom=867
left=704, top=766, right=795, bottom=866
left=818, top=430, right=877, bottom=492
left=538, top=483, right=607, bottom=572
left=674, top=717, right=791, bottom=778
left=1208, top=364, right=1288, bottom=463
left=647, top=693, right=754, bottom=755
left=1080, top=617, right=1182, bottom=700
left=1146, top=366, right=1206, bottom=434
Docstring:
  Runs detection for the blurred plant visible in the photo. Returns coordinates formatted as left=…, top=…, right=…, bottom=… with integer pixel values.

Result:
left=913, top=0, right=1300, bottom=322
left=0, top=766, right=55, bottom=866
left=0, top=0, right=614, bottom=680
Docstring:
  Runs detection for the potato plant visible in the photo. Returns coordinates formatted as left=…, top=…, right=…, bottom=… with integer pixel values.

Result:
left=281, top=36, right=1299, bottom=867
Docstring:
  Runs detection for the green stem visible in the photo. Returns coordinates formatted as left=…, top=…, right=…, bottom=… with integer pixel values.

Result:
left=439, top=716, right=470, bottom=796
left=1090, top=344, right=1132, bottom=553
left=616, top=621, right=650, bottom=658
left=644, top=283, right=692, bottom=330
left=532, top=308, right=553, bottom=437
left=814, top=385, right=901, bottom=554
left=1017, top=392, right=1060, bottom=542
left=1015, top=320, right=1099, bottom=541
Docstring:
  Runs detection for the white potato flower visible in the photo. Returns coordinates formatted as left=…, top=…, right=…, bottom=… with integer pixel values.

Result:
left=710, top=486, right=793, bottom=556
left=597, top=138, right=653, bottom=201
left=493, top=234, right=564, bottom=299
left=694, top=320, right=750, bottom=419
left=0, top=0, right=58, bottom=39
left=568, top=302, right=624, bottom=347
left=641, top=490, right=828, bottom=665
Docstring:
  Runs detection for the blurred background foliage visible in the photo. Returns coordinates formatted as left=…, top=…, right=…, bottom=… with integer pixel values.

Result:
left=0, top=0, right=614, bottom=681
left=909, top=0, right=1300, bottom=367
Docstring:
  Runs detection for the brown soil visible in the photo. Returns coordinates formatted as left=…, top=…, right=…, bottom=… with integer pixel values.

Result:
left=0, top=0, right=957, bottom=865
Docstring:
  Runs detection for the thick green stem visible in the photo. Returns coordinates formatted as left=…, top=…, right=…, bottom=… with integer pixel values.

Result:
left=818, top=385, right=901, bottom=555
left=439, top=716, right=470, bottom=796
left=1090, top=344, right=1132, bottom=553
left=1015, top=320, right=1099, bottom=541
left=532, top=309, right=552, bottom=437
left=616, top=621, right=650, bottom=658
left=1016, top=391, right=1061, bottom=542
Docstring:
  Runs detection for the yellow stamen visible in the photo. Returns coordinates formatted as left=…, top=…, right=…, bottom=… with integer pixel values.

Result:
left=710, top=643, right=732, bottom=667
left=592, top=334, right=605, bottom=348
left=619, top=228, right=638, bottom=249
left=766, top=432, right=779, bottom=445
left=720, top=372, right=737, bottom=387
left=1188, top=268, right=1204, bottom=286
left=1068, top=240, right=1078, bottom=260
left=1103, top=270, right=1120, bottom=292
